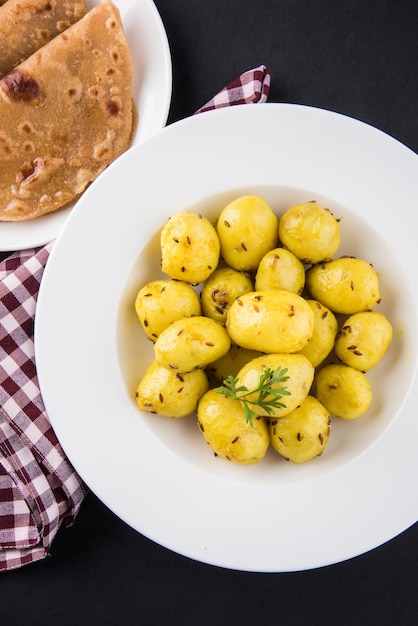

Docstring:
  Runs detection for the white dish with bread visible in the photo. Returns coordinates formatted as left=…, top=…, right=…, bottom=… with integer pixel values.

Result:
left=0, top=0, right=172, bottom=250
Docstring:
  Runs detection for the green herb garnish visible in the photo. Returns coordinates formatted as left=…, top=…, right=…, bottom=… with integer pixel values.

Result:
left=217, top=365, right=291, bottom=426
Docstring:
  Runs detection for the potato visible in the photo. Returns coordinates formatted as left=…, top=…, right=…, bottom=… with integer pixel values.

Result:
left=254, top=247, right=305, bottom=294
left=236, top=353, right=314, bottom=418
left=216, top=195, right=279, bottom=271
left=160, top=212, right=220, bottom=283
left=197, top=389, right=269, bottom=464
left=226, top=289, right=314, bottom=353
left=314, top=363, right=372, bottom=420
left=136, top=360, right=209, bottom=418
left=135, top=279, right=201, bottom=341
left=206, top=344, right=263, bottom=383
left=306, top=257, right=380, bottom=314
left=269, top=396, right=331, bottom=463
left=297, top=299, right=339, bottom=367
left=334, top=311, right=393, bottom=371
left=278, top=200, right=341, bottom=264
left=201, top=266, right=253, bottom=324
left=154, top=315, right=231, bottom=373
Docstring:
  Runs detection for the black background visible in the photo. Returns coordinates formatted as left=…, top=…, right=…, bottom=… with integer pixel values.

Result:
left=1, top=1, right=418, bottom=624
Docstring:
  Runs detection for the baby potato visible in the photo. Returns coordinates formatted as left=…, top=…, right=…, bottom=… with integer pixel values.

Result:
left=335, top=311, right=393, bottom=371
left=136, top=360, right=209, bottom=418
left=216, top=195, right=279, bottom=271
left=297, top=300, right=339, bottom=367
left=135, top=279, right=201, bottom=341
left=278, top=200, right=341, bottom=264
left=279, top=200, right=341, bottom=263
left=160, top=211, right=220, bottom=284
left=197, top=389, right=270, bottom=464
left=255, top=247, right=305, bottom=294
left=236, top=353, right=314, bottom=418
left=226, top=289, right=314, bottom=353
left=270, top=396, right=332, bottom=463
left=154, top=315, right=231, bottom=373
left=206, top=344, right=263, bottom=383
left=306, top=257, right=380, bottom=314
left=314, top=363, right=372, bottom=420
left=201, top=266, right=253, bottom=324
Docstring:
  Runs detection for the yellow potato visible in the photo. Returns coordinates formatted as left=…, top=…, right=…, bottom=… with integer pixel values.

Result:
left=206, top=344, right=263, bottom=383
left=270, top=396, right=331, bottom=463
left=154, top=315, right=231, bottom=373
left=297, top=299, right=339, bottom=367
left=226, top=289, right=314, bottom=353
left=314, top=363, right=372, bottom=420
left=136, top=360, right=209, bottom=418
left=236, top=353, right=314, bottom=418
left=197, top=389, right=270, bottom=464
left=278, top=200, right=341, bottom=264
left=160, top=211, right=220, bottom=284
left=306, top=257, right=380, bottom=314
left=201, top=266, right=253, bottom=324
left=216, top=195, right=279, bottom=271
left=135, top=279, right=201, bottom=341
left=334, top=311, right=393, bottom=371
left=254, top=247, right=305, bottom=294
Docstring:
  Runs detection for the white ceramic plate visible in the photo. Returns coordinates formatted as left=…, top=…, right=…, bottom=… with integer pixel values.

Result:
left=36, top=104, right=418, bottom=572
left=0, top=0, right=172, bottom=252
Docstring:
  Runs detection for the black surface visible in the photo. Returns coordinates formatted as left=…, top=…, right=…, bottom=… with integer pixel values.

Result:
left=1, top=1, right=418, bottom=624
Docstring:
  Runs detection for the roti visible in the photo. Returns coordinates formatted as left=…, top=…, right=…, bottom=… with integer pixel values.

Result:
left=0, top=0, right=133, bottom=221
left=0, top=0, right=88, bottom=79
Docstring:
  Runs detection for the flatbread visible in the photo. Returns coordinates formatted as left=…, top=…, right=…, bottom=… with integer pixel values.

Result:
left=0, top=0, right=88, bottom=78
left=0, top=0, right=133, bottom=221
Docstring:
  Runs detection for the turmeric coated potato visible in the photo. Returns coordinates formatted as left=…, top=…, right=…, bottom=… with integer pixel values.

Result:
left=197, top=389, right=270, bottom=464
left=154, top=315, right=231, bottom=373
left=314, top=363, right=372, bottom=420
left=278, top=200, right=341, bottom=264
left=206, top=344, right=263, bottom=383
left=255, top=247, right=305, bottom=294
left=334, top=311, right=393, bottom=371
left=201, top=266, right=253, bottom=324
left=136, top=360, right=209, bottom=418
left=160, top=212, right=220, bottom=284
left=236, top=353, right=314, bottom=418
left=135, top=279, right=201, bottom=341
left=216, top=195, right=279, bottom=271
left=226, top=289, right=314, bottom=353
left=306, top=257, right=380, bottom=314
left=269, top=396, right=331, bottom=463
left=297, top=299, right=339, bottom=367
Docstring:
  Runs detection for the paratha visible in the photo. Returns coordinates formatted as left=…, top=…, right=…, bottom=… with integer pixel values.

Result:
left=0, top=0, right=133, bottom=221
left=0, top=0, right=88, bottom=79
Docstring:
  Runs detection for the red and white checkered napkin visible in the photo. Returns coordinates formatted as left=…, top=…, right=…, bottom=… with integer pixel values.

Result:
left=195, top=64, right=270, bottom=113
left=0, top=65, right=270, bottom=572
left=0, top=244, right=87, bottom=571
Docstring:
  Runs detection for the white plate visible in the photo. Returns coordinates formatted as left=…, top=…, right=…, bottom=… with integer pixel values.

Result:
left=0, top=0, right=172, bottom=252
left=36, top=104, right=418, bottom=572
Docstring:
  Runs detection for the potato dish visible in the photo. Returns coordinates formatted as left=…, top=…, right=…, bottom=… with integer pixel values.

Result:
left=133, top=196, right=393, bottom=466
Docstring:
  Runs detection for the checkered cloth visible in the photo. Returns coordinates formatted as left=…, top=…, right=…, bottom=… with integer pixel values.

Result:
left=0, top=243, right=87, bottom=571
left=196, top=64, right=270, bottom=113
left=0, top=65, right=270, bottom=572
